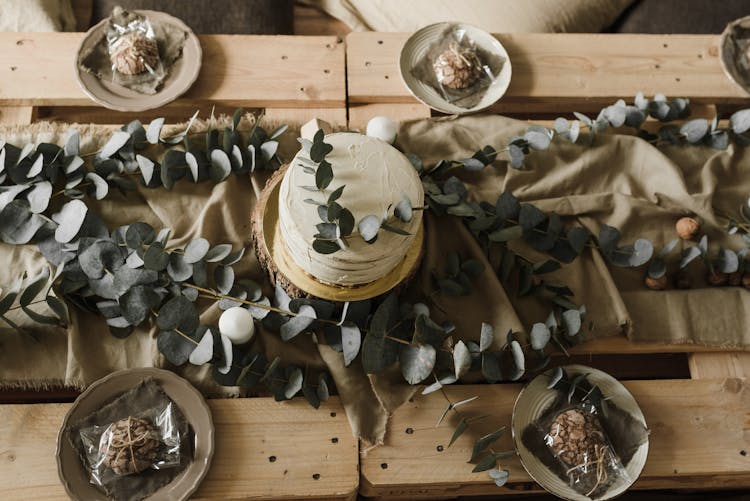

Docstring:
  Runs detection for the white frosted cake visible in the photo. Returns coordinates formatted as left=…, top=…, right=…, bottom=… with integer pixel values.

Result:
left=278, top=132, right=424, bottom=286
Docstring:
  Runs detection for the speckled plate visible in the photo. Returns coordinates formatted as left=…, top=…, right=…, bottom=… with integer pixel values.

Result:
left=511, top=365, right=648, bottom=501
left=399, top=22, right=512, bottom=115
left=75, top=10, right=202, bottom=111
left=720, top=16, right=750, bottom=96
left=56, top=368, right=214, bottom=501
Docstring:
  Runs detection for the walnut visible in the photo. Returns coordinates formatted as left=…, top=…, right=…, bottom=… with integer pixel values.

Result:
left=100, top=416, right=160, bottom=476
left=548, top=408, right=607, bottom=467
left=110, top=32, right=159, bottom=75
left=645, top=274, right=667, bottom=290
left=675, top=217, right=700, bottom=240
left=433, top=42, right=482, bottom=90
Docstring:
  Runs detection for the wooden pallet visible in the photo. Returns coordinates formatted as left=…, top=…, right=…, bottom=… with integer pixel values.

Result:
left=346, top=31, right=750, bottom=499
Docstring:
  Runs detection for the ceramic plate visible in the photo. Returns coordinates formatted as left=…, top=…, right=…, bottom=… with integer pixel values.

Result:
left=720, top=16, right=750, bottom=96
left=56, top=368, right=214, bottom=501
left=75, top=10, right=202, bottom=111
left=399, top=22, right=512, bottom=115
left=511, top=365, right=648, bottom=501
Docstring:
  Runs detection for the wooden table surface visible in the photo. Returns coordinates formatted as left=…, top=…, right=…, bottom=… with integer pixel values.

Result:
left=0, top=30, right=749, bottom=500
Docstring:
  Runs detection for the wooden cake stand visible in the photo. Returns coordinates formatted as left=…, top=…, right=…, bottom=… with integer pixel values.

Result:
left=251, top=165, right=425, bottom=302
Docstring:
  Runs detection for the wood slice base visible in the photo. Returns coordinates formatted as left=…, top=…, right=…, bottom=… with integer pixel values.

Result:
left=251, top=164, right=424, bottom=302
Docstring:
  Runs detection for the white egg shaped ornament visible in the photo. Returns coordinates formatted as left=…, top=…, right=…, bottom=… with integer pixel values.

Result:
left=219, top=307, right=255, bottom=345
left=366, top=115, right=398, bottom=144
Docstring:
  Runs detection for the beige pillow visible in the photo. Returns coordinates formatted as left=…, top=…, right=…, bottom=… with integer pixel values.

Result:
left=305, top=0, right=633, bottom=33
left=0, top=0, right=76, bottom=32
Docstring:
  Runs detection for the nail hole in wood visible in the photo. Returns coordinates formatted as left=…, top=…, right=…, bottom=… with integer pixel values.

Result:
left=300, top=87, right=305, bottom=92
left=377, top=40, right=383, bottom=44
left=654, top=64, right=660, bottom=69
left=331, top=437, right=339, bottom=443
left=269, top=456, right=277, bottom=462
left=663, top=43, right=668, bottom=48
left=312, top=473, right=321, bottom=480
left=437, top=445, right=444, bottom=452
left=675, top=77, right=680, bottom=82
left=384, top=75, right=389, bottom=79
left=10, top=66, right=17, bottom=71
left=324, top=69, right=330, bottom=74
left=326, top=43, right=332, bottom=49
left=365, top=61, right=371, bottom=67
left=330, top=412, right=337, bottom=417
left=405, top=427, right=414, bottom=434
left=741, top=450, right=747, bottom=456
left=281, top=55, right=288, bottom=60
left=381, top=463, right=388, bottom=469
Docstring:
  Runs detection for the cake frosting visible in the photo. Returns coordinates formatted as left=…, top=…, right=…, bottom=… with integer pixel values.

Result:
left=278, top=132, right=424, bottom=286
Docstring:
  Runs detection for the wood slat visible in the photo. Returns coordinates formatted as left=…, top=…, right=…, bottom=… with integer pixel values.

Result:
left=689, top=352, right=750, bottom=379
left=347, top=33, right=747, bottom=111
left=0, top=397, right=358, bottom=500
left=360, top=380, right=750, bottom=499
left=0, top=34, right=345, bottom=108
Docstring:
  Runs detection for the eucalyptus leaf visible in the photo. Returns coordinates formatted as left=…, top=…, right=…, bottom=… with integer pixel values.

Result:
left=26, top=181, right=52, bottom=214
left=562, top=309, right=582, bottom=336
left=510, top=340, right=525, bottom=380
left=85, top=172, right=109, bottom=200
left=341, top=321, right=361, bottom=366
left=358, top=215, right=380, bottom=243
left=399, top=344, right=436, bottom=385
left=184, top=238, right=210, bottom=264
left=99, top=131, right=131, bottom=159
left=214, top=265, right=235, bottom=295
left=479, top=322, right=494, bottom=352
left=53, top=200, right=88, bottom=243
left=119, top=285, right=159, bottom=325
left=205, top=244, right=233, bottom=262
left=280, top=304, right=317, bottom=341
left=530, top=323, right=551, bottom=351
left=136, top=155, right=155, bottom=185
left=453, top=340, right=471, bottom=379
left=146, top=117, right=165, bottom=144
left=209, top=149, right=232, bottom=182
left=189, top=328, right=214, bottom=365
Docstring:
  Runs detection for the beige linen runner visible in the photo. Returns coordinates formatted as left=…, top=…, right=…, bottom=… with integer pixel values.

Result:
left=0, top=114, right=747, bottom=445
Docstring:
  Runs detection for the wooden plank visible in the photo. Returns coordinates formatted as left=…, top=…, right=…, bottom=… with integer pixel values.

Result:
left=0, top=106, right=36, bottom=124
left=0, top=34, right=345, bottom=108
left=360, top=380, right=750, bottom=499
left=689, top=352, right=750, bottom=379
left=571, top=335, right=748, bottom=355
left=347, top=33, right=746, bottom=110
left=263, top=107, right=347, bottom=127
left=0, top=397, right=358, bottom=500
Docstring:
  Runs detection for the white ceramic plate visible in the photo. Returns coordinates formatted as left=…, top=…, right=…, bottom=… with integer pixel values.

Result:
left=512, top=365, right=649, bottom=501
left=75, top=10, right=202, bottom=112
left=719, top=16, right=750, bottom=96
left=56, top=368, right=214, bottom=501
left=399, top=22, right=512, bottom=115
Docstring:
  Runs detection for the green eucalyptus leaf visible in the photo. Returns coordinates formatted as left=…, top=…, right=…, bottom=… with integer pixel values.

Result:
left=146, top=117, right=165, bottom=144
left=188, top=328, right=214, bottom=365
left=469, top=427, right=505, bottom=462
left=488, top=225, right=522, bottom=243
left=156, top=295, right=199, bottom=334
left=214, top=265, right=235, bottom=295
left=358, top=215, right=380, bottom=243
left=341, top=321, right=361, bottom=366
left=284, top=367, right=304, bottom=399
left=184, top=238, right=210, bottom=264
left=120, top=284, right=159, bottom=325
left=530, top=323, right=551, bottom=350
left=99, top=131, right=131, bottom=159
left=489, top=468, right=509, bottom=486
left=479, top=322, right=494, bottom=352
left=205, top=244, right=233, bottom=262
left=26, top=181, right=52, bottom=214
left=53, top=199, right=88, bottom=243
left=562, top=309, right=582, bottom=336
left=209, top=149, right=231, bottom=183
left=280, top=304, right=317, bottom=341
left=510, top=340, right=525, bottom=380
left=400, top=344, right=436, bottom=385
left=453, top=340, right=472, bottom=379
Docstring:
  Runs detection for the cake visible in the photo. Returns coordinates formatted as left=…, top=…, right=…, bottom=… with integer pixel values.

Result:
left=278, top=132, right=424, bottom=287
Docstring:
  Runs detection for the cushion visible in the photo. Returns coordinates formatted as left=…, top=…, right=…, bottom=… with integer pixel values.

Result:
left=304, top=0, right=634, bottom=33
left=611, top=0, right=750, bottom=34
left=0, top=0, right=76, bottom=32
left=90, top=0, right=293, bottom=34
